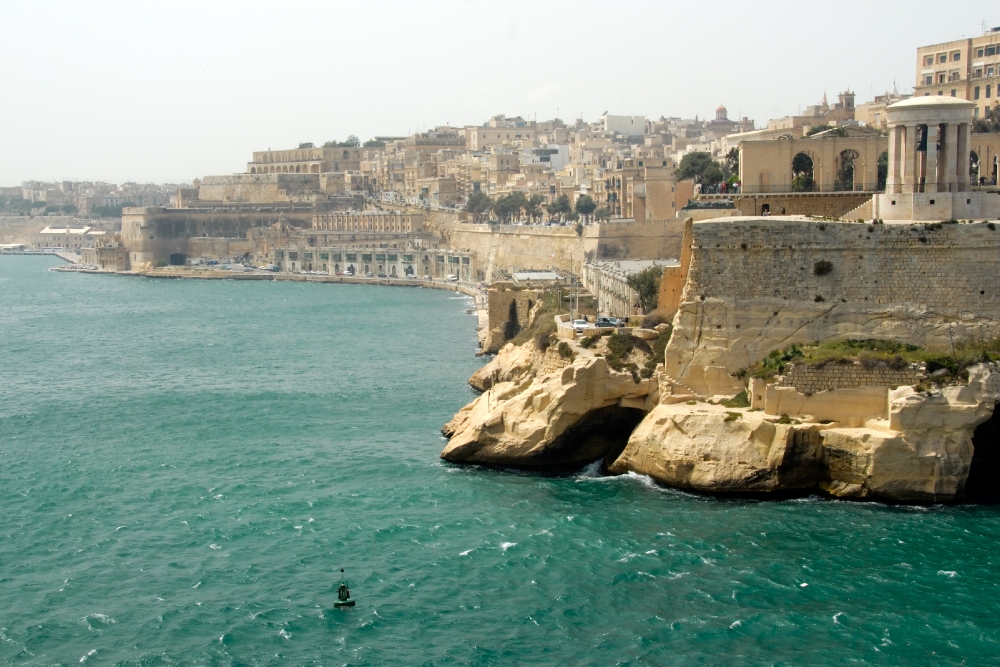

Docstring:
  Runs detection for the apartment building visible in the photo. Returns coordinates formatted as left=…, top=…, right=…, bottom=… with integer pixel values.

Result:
left=914, top=28, right=1000, bottom=119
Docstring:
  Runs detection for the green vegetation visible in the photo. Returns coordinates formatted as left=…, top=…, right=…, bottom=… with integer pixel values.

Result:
left=626, top=266, right=662, bottom=314
left=92, top=203, right=133, bottom=218
left=721, top=391, right=750, bottom=408
left=575, top=194, right=596, bottom=220
left=738, top=338, right=1000, bottom=385
left=580, top=334, right=601, bottom=349
left=557, top=341, right=575, bottom=359
left=776, top=414, right=794, bottom=424
left=322, top=135, right=360, bottom=148
left=546, top=194, right=572, bottom=221
left=298, top=142, right=315, bottom=149
left=805, top=124, right=848, bottom=137
left=464, top=191, right=493, bottom=223
left=640, top=329, right=670, bottom=379
left=814, top=260, right=833, bottom=276
left=363, top=139, right=385, bottom=148
left=510, top=291, right=565, bottom=348
left=640, top=311, right=670, bottom=329
left=973, top=102, right=1000, bottom=133
left=676, top=152, right=725, bottom=187
left=594, top=206, right=611, bottom=222
left=724, top=412, right=742, bottom=422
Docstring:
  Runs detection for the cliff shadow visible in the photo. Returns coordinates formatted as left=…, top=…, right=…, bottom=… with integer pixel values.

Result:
left=965, top=403, right=1000, bottom=503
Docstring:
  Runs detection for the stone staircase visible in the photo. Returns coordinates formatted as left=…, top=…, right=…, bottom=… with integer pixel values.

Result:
left=840, top=198, right=874, bottom=221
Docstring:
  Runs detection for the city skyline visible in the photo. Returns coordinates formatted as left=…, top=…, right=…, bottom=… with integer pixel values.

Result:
left=0, top=0, right=993, bottom=184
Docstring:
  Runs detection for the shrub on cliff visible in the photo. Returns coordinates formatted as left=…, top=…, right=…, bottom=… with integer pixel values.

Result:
left=813, top=260, right=833, bottom=276
left=626, top=267, right=662, bottom=314
left=557, top=341, right=575, bottom=359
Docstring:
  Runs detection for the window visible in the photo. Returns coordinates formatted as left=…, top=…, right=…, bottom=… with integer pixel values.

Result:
left=925, top=55, right=934, bottom=66
left=976, top=68, right=984, bottom=78
left=939, top=54, right=947, bottom=63
left=925, top=75, right=933, bottom=85
left=952, top=89, right=957, bottom=97
left=978, top=48, right=985, bottom=57
left=988, top=85, right=993, bottom=98
left=976, top=86, right=981, bottom=99
left=988, top=46, right=997, bottom=56
left=990, top=66, right=996, bottom=77
left=938, top=73, right=946, bottom=83
left=953, top=52, right=961, bottom=61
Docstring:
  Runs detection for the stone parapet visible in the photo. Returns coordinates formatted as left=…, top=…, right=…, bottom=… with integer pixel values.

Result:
left=778, top=362, right=924, bottom=394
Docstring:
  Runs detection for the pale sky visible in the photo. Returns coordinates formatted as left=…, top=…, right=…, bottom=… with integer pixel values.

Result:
left=0, top=0, right=992, bottom=185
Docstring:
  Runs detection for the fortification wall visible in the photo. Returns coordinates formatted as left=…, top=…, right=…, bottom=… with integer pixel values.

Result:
left=663, top=217, right=1000, bottom=394
left=0, top=216, right=73, bottom=243
left=441, top=218, right=685, bottom=280
left=199, top=174, right=320, bottom=202
left=777, top=362, right=924, bottom=394
left=121, top=208, right=316, bottom=265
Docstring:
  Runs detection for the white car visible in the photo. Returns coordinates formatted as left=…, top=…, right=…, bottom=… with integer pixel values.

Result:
left=571, top=319, right=590, bottom=331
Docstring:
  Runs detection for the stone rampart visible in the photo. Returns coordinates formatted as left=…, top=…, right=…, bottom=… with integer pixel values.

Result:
left=777, top=362, right=924, bottom=394
left=441, top=218, right=685, bottom=280
left=199, top=174, right=321, bottom=203
left=664, top=217, right=1000, bottom=394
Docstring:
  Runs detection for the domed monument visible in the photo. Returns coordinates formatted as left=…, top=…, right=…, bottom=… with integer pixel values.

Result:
left=876, top=96, right=997, bottom=220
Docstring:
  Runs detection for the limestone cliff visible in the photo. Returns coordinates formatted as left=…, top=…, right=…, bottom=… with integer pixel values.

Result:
left=609, top=364, right=1000, bottom=502
left=442, top=350, right=657, bottom=469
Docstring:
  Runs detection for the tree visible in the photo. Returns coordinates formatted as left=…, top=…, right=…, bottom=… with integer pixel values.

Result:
left=342, top=135, right=360, bottom=147
left=464, top=191, right=493, bottom=223
left=61, top=204, right=78, bottom=214
left=626, top=266, right=662, bottom=314
left=545, top=194, right=572, bottom=221
left=492, top=191, right=528, bottom=223
left=725, top=147, right=740, bottom=175
left=973, top=102, right=1000, bottom=133
left=298, top=142, right=315, bottom=149
left=594, top=206, right=611, bottom=222
left=363, top=139, right=386, bottom=148
left=575, top=194, right=597, bottom=222
left=31, top=200, right=47, bottom=209
left=675, top=152, right=725, bottom=186
left=877, top=151, right=889, bottom=190
left=525, top=194, right=545, bottom=223
left=44, top=205, right=62, bottom=213
left=322, top=140, right=338, bottom=148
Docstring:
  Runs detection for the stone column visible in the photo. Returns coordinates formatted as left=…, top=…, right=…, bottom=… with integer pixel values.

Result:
left=888, top=124, right=902, bottom=191
left=902, top=124, right=918, bottom=191
left=957, top=122, right=971, bottom=189
left=925, top=124, right=939, bottom=193
left=943, top=123, right=959, bottom=191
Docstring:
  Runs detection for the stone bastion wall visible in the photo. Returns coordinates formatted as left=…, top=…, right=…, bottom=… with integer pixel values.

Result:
left=777, top=362, right=925, bottom=394
left=663, top=218, right=1000, bottom=395
left=440, top=218, right=685, bottom=279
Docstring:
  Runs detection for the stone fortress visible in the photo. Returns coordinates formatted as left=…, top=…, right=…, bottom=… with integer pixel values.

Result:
left=441, top=93, right=1000, bottom=504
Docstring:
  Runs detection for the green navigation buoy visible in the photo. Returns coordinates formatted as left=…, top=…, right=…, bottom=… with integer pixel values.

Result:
left=333, top=568, right=355, bottom=608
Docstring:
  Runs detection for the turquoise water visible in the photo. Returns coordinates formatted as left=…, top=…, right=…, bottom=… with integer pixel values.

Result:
left=2, top=256, right=1000, bottom=666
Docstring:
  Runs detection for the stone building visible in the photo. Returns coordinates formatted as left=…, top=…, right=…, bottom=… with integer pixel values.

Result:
left=738, top=134, right=886, bottom=193
left=267, top=243, right=474, bottom=280
left=877, top=96, right=999, bottom=220
left=583, top=259, right=678, bottom=318
left=914, top=28, right=1000, bottom=120
left=247, top=146, right=364, bottom=174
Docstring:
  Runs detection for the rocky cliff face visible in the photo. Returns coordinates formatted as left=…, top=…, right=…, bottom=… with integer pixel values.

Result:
left=609, top=364, right=1000, bottom=502
left=442, top=342, right=657, bottom=469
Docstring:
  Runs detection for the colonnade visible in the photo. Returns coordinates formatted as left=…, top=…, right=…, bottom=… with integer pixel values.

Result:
left=886, top=121, right=972, bottom=193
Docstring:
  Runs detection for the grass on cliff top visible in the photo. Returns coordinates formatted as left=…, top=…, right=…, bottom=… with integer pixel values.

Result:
left=509, top=291, right=565, bottom=349
left=738, top=337, right=1000, bottom=384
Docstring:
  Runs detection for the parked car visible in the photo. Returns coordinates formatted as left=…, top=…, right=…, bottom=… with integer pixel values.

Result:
left=377, top=272, right=387, bottom=278
left=595, top=317, right=621, bottom=328
left=571, top=319, right=590, bottom=331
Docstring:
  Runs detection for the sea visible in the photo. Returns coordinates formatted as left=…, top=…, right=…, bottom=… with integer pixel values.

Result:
left=1, top=255, right=999, bottom=666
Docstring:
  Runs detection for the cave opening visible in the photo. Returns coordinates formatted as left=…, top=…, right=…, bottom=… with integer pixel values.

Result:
left=542, top=406, right=648, bottom=471
left=965, top=403, right=1000, bottom=503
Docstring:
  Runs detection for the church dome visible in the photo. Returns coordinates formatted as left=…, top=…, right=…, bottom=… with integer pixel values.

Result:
left=715, top=105, right=728, bottom=120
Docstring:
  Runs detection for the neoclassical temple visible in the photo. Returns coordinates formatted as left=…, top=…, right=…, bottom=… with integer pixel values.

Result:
left=878, top=97, right=999, bottom=220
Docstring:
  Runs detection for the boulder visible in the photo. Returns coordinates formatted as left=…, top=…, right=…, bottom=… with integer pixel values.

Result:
left=442, top=354, right=656, bottom=468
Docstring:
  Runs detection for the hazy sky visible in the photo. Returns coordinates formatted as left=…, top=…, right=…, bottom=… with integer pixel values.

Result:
left=0, top=1, right=993, bottom=185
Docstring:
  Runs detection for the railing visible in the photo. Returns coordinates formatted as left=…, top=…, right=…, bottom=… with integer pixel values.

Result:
left=884, top=182, right=991, bottom=194
left=735, top=184, right=880, bottom=194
